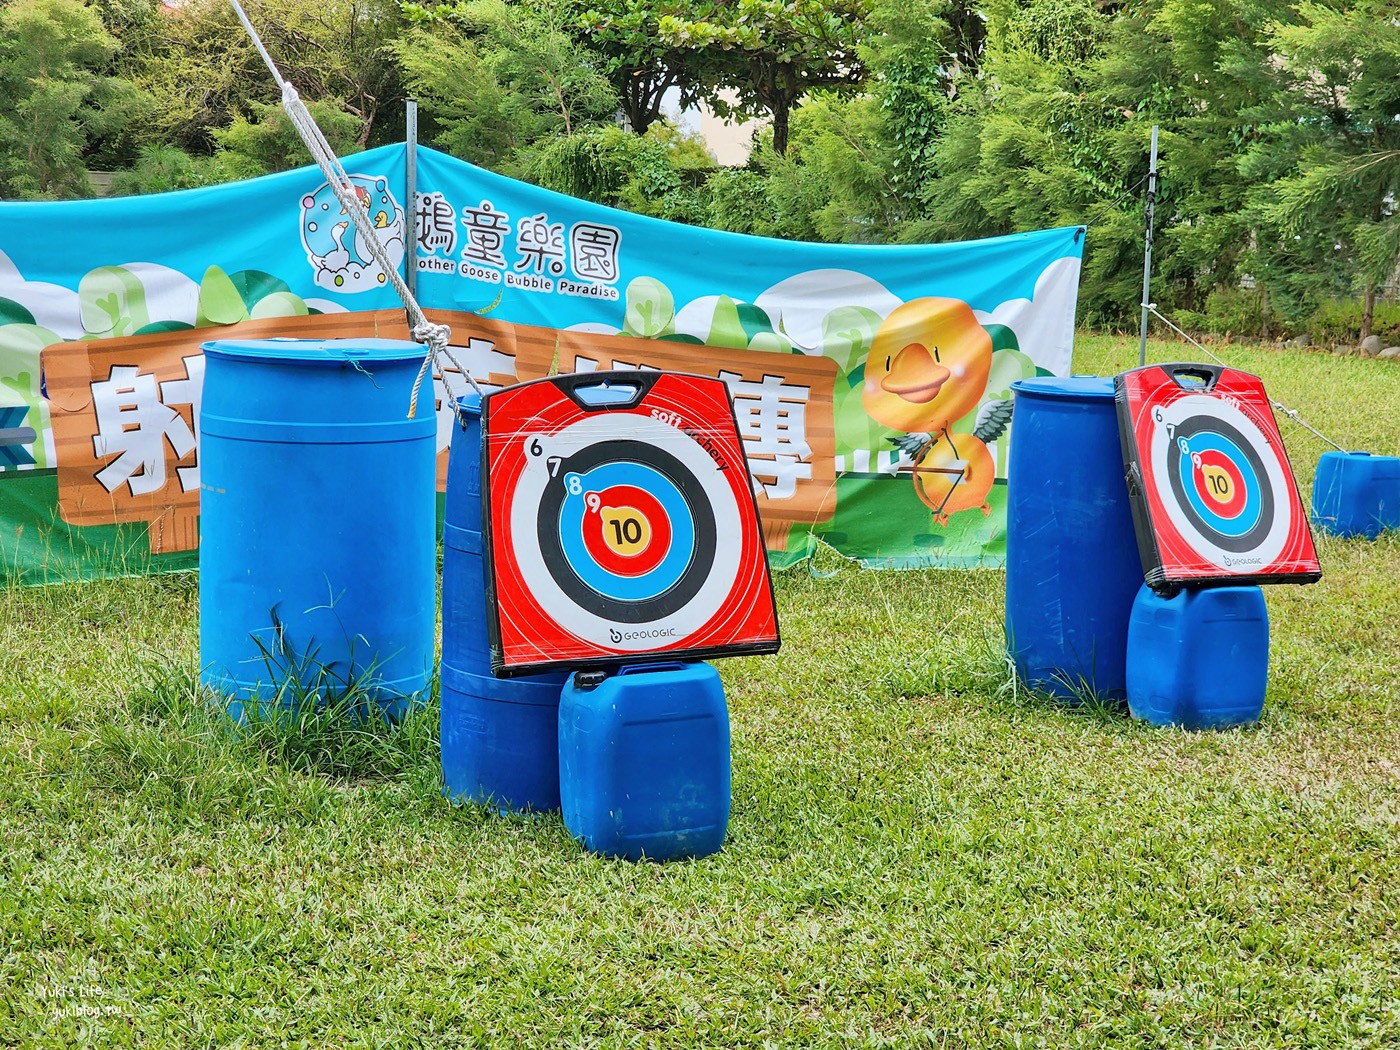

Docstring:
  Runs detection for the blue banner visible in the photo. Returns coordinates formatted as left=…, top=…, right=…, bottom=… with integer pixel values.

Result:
left=0, top=145, right=1083, bottom=581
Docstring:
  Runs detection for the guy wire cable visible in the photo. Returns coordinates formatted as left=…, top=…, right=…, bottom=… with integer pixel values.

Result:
left=226, top=0, right=481, bottom=421
left=1147, top=304, right=1347, bottom=453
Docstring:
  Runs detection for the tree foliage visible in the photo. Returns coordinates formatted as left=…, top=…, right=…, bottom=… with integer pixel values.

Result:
left=120, top=0, right=403, bottom=154
left=4, top=0, right=1396, bottom=339
left=394, top=0, right=617, bottom=175
left=0, top=0, right=148, bottom=198
left=526, top=122, right=708, bottom=223
left=1243, top=0, right=1400, bottom=337
left=573, top=0, right=720, bottom=135
left=650, top=0, right=871, bottom=155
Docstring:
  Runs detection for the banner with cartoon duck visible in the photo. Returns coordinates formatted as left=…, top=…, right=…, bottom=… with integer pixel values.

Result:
left=0, top=145, right=1082, bottom=583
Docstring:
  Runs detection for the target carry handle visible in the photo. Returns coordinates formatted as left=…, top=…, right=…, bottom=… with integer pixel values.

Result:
left=1163, top=362, right=1222, bottom=392
left=552, top=370, right=660, bottom=411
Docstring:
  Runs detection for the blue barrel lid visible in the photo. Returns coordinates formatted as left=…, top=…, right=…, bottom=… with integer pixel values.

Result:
left=200, top=337, right=426, bottom=364
left=1011, top=375, right=1116, bottom=401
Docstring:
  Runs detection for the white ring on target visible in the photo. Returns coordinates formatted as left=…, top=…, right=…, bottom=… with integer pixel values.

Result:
left=507, top=413, right=744, bottom=650
left=1148, top=393, right=1292, bottom=573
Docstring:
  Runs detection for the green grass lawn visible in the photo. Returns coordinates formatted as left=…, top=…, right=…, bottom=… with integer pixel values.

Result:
left=2, top=335, right=1398, bottom=1047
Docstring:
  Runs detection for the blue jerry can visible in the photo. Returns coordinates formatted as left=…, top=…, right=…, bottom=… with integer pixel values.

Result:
left=1126, top=584, right=1270, bottom=730
left=1311, top=450, right=1400, bottom=539
left=559, top=662, right=731, bottom=862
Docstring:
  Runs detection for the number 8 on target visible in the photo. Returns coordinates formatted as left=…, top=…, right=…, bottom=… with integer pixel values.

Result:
left=480, top=371, right=781, bottom=676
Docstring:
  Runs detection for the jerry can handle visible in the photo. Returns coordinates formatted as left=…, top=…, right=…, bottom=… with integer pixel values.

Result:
left=619, top=661, right=694, bottom=676
left=571, top=661, right=696, bottom=691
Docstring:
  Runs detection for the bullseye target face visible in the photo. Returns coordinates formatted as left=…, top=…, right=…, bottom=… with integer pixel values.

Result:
left=569, top=475, right=677, bottom=583
left=1151, top=395, right=1289, bottom=569
left=512, top=420, right=738, bottom=637
left=1117, top=364, right=1320, bottom=590
left=482, top=372, right=780, bottom=675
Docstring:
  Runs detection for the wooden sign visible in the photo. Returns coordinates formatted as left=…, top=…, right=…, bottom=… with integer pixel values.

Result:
left=41, top=309, right=837, bottom=553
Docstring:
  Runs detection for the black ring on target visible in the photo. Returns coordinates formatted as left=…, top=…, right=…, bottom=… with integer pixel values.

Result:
left=536, top=439, right=717, bottom=624
left=1166, top=415, right=1274, bottom=554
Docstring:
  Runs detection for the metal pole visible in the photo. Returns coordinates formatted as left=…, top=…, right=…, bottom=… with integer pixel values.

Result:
left=1138, top=125, right=1159, bottom=368
left=405, top=98, right=419, bottom=300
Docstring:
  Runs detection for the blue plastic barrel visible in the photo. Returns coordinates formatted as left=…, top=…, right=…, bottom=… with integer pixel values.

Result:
left=559, top=661, right=731, bottom=862
left=199, top=338, right=436, bottom=722
left=440, top=391, right=569, bottom=813
left=1005, top=376, right=1143, bottom=701
left=1311, top=450, right=1400, bottom=539
left=1126, top=584, right=1269, bottom=729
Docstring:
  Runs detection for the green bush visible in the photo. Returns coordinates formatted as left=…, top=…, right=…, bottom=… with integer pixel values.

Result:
left=1203, top=288, right=1271, bottom=338
left=1154, top=290, right=1400, bottom=346
left=1168, top=309, right=1209, bottom=334
left=107, top=146, right=222, bottom=196
left=526, top=124, right=707, bottom=225
left=703, top=167, right=781, bottom=237
left=1306, top=299, right=1400, bottom=347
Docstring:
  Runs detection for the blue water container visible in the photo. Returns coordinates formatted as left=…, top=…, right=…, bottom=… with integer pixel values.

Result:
left=440, top=391, right=569, bottom=813
left=1311, top=450, right=1400, bottom=539
left=199, top=338, right=436, bottom=722
left=1005, top=377, right=1143, bottom=701
left=1126, top=584, right=1269, bottom=729
left=559, top=661, right=731, bottom=862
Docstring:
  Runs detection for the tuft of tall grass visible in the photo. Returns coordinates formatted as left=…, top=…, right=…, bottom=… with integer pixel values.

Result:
left=225, top=674, right=441, bottom=787
left=82, top=652, right=443, bottom=818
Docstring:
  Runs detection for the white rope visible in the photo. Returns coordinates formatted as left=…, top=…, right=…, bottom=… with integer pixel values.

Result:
left=1145, top=304, right=1347, bottom=453
left=227, top=0, right=481, bottom=420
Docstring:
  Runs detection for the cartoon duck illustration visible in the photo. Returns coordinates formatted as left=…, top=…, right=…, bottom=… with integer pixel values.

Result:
left=301, top=176, right=405, bottom=292
left=863, top=297, right=993, bottom=436
left=324, top=222, right=353, bottom=272
left=862, top=297, right=1009, bottom=524
left=346, top=182, right=394, bottom=231
left=312, top=221, right=374, bottom=289
left=344, top=185, right=403, bottom=276
left=907, top=428, right=998, bottom=525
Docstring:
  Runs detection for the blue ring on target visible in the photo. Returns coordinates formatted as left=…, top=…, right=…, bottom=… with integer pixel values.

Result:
left=557, top=460, right=696, bottom=602
left=1177, top=431, right=1261, bottom=538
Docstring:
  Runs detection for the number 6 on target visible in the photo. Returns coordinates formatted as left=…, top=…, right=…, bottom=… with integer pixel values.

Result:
left=479, top=370, right=781, bottom=676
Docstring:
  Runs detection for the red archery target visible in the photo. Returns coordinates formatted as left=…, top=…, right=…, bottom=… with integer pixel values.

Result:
left=1115, top=363, right=1321, bottom=592
left=481, top=371, right=780, bottom=676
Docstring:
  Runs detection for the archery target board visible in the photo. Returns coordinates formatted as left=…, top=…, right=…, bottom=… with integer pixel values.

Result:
left=480, top=371, right=780, bottom=676
left=1115, top=363, right=1321, bottom=592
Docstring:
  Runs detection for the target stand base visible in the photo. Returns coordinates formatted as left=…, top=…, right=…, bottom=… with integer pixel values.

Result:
left=1311, top=450, right=1400, bottom=540
left=559, top=661, right=731, bottom=862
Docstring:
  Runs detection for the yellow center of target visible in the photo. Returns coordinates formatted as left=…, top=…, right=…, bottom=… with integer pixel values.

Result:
left=1200, top=463, right=1235, bottom=505
left=600, top=506, right=651, bottom=557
